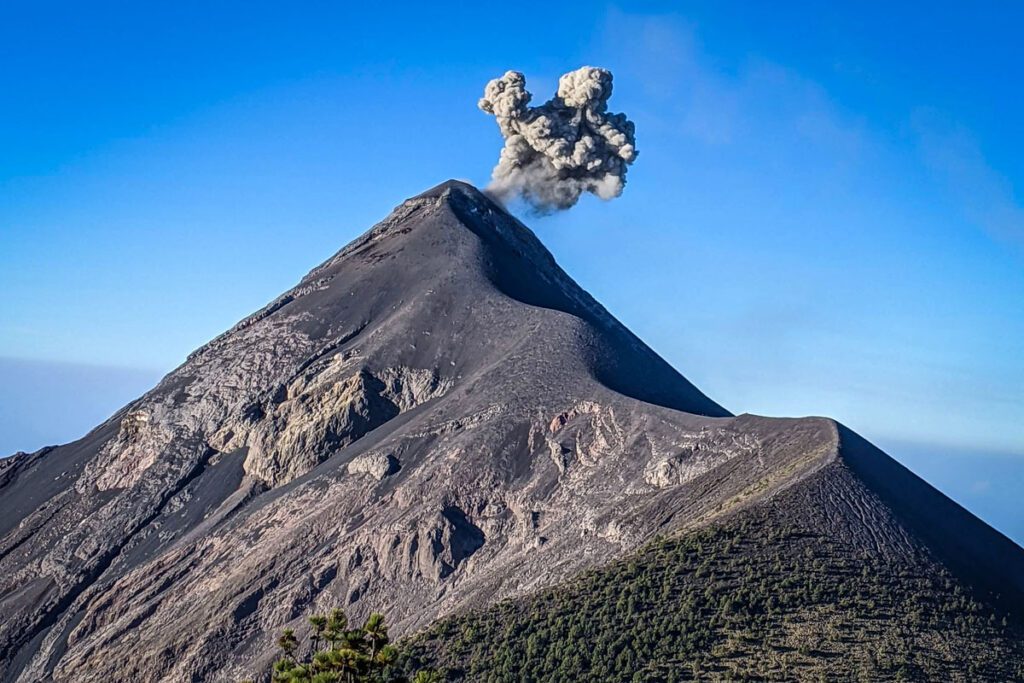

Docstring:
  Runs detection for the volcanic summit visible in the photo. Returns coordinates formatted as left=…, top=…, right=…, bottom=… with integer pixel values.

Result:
left=1, top=181, right=1022, bottom=681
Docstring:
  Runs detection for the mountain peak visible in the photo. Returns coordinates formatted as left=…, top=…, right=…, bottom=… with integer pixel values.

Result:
left=411, top=178, right=485, bottom=201
left=328, top=179, right=729, bottom=417
left=1, top=181, right=1021, bottom=681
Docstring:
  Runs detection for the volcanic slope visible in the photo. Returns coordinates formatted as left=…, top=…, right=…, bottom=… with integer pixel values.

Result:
left=407, top=426, right=1024, bottom=681
left=1, top=181, right=1022, bottom=682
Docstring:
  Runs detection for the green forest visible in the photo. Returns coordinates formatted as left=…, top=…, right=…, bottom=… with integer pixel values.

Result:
left=403, top=512, right=1024, bottom=682
left=250, top=508, right=1024, bottom=682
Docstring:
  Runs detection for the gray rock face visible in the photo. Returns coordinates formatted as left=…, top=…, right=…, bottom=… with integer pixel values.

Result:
left=348, top=452, right=399, bottom=480
left=1, top=180, right=1021, bottom=682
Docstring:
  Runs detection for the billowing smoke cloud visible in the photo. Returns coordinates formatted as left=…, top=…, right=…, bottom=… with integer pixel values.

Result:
left=478, top=66, right=637, bottom=212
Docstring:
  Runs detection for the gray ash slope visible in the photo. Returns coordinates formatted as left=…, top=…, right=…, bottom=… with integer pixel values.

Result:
left=1, top=181, right=1022, bottom=682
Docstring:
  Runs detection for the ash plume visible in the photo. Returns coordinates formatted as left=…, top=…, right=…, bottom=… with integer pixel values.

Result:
left=478, top=66, right=637, bottom=212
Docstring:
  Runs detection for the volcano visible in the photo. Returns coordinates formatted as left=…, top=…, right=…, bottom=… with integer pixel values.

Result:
left=2, top=181, right=1022, bottom=682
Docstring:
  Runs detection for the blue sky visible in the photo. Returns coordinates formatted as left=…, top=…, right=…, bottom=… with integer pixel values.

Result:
left=1, top=2, right=1021, bottom=541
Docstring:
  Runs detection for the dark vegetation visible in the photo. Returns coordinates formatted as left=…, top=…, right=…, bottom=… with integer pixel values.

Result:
left=403, top=509, right=1024, bottom=682
left=251, top=610, right=440, bottom=683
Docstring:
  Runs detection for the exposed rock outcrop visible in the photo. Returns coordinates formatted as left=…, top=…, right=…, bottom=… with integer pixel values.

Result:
left=348, top=452, right=400, bottom=480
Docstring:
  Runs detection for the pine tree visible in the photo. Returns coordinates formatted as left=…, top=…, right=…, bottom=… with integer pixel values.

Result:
left=363, top=613, right=389, bottom=661
left=277, top=629, right=299, bottom=662
left=309, top=615, right=328, bottom=653
left=256, top=608, right=440, bottom=683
